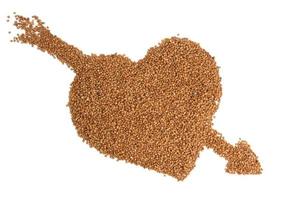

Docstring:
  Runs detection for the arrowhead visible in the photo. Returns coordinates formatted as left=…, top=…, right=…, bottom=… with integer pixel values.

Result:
left=226, top=140, right=262, bottom=174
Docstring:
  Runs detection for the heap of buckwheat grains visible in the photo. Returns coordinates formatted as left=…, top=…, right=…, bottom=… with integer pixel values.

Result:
left=9, top=14, right=262, bottom=180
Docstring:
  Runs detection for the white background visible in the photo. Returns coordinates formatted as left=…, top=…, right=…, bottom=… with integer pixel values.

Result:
left=0, top=0, right=294, bottom=199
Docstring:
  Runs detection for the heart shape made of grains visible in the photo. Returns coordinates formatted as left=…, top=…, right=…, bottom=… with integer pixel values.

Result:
left=11, top=15, right=262, bottom=180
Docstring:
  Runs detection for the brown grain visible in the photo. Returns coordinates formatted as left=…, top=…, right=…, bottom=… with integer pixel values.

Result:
left=11, top=14, right=262, bottom=180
